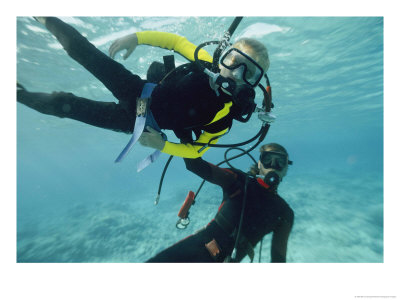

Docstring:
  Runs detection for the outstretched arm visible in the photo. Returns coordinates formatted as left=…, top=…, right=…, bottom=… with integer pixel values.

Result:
left=140, top=126, right=229, bottom=159
left=183, top=157, right=237, bottom=190
left=161, top=128, right=228, bottom=158
left=138, top=128, right=235, bottom=188
left=109, top=31, right=213, bottom=62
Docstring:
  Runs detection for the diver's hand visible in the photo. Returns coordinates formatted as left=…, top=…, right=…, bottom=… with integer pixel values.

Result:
left=139, top=126, right=166, bottom=151
left=109, top=33, right=138, bottom=60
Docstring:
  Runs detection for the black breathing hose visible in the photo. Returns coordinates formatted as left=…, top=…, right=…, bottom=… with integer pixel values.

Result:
left=193, top=123, right=270, bottom=200
left=155, top=155, right=174, bottom=204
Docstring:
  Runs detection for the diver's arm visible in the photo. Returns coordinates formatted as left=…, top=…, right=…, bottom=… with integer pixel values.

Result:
left=136, top=31, right=213, bottom=62
left=110, top=31, right=213, bottom=62
left=184, top=158, right=237, bottom=189
left=270, top=209, right=294, bottom=263
left=161, top=128, right=228, bottom=158
left=139, top=126, right=228, bottom=158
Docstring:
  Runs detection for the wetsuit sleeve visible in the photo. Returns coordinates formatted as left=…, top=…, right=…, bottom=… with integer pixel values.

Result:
left=136, top=31, right=213, bottom=62
left=184, top=158, right=237, bottom=189
left=161, top=128, right=228, bottom=158
left=270, top=207, right=294, bottom=263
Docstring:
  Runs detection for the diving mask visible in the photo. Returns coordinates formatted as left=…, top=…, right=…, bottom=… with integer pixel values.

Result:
left=260, top=151, right=293, bottom=171
left=220, top=48, right=264, bottom=87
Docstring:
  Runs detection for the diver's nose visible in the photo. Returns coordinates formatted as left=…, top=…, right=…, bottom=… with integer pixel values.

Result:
left=231, top=65, right=245, bottom=81
left=270, top=158, right=278, bottom=168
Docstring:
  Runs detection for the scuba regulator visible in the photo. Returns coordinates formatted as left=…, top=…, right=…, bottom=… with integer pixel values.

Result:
left=262, top=171, right=280, bottom=189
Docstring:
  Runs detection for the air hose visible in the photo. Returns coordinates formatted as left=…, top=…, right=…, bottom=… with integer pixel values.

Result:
left=193, top=123, right=266, bottom=151
left=155, top=123, right=270, bottom=205
left=192, top=123, right=270, bottom=201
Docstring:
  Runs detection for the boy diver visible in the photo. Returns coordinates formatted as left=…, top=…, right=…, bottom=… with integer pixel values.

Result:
left=147, top=143, right=294, bottom=263
left=109, top=31, right=270, bottom=155
left=17, top=17, right=270, bottom=168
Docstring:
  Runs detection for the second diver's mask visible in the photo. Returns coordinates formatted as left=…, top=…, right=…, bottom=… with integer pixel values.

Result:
left=260, top=151, right=293, bottom=171
left=259, top=151, right=293, bottom=188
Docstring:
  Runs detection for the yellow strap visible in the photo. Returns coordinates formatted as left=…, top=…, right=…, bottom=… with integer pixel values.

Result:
left=136, top=31, right=213, bottom=63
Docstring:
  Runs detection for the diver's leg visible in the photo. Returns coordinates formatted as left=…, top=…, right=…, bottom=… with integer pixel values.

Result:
left=40, top=17, right=145, bottom=104
left=17, top=88, right=134, bottom=133
left=146, top=229, right=216, bottom=263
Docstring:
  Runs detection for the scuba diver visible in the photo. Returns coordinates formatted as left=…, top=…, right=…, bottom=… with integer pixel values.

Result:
left=146, top=143, right=294, bottom=263
left=17, top=17, right=270, bottom=170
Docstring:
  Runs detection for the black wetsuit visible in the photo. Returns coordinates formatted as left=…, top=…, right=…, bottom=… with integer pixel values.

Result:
left=17, top=17, right=233, bottom=141
left=147, top=158, right=294, bottom=263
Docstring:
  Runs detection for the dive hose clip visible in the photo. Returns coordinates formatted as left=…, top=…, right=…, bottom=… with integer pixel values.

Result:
left=176, top=218, right=190, bottom=230
left=255, top=107, right=276, bottom=124
left=176, top=191, right=196, bottom=229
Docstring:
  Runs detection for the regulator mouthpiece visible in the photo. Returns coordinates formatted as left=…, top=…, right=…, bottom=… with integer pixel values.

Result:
left=264, top=171, right=280, bottom=188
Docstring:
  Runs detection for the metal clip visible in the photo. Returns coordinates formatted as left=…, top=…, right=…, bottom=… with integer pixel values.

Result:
left=176, top=217, right=190, bottom=229
left=255, top=108, right=276, bottom=123
left=136, top=98, right=147, bottom=117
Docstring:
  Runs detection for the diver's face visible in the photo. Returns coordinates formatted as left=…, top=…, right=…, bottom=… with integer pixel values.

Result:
left=219, top=65, right=256, bottom=99
left=219, top=65, right=246, bottom=85
left=258, top=151, right=289, bottom=180
left=219, top=65, right=244, bottom=96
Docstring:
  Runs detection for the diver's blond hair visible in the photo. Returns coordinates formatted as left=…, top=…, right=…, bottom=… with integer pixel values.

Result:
left=233, top=38, right=270, bottom=71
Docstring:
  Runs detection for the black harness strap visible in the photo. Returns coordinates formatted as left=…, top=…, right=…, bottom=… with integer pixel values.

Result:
left=163, top=55, right=176, bottom=74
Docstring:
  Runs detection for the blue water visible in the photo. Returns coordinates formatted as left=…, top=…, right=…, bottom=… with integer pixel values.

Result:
left=16, top=17, right=383, bottom=263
